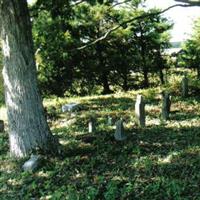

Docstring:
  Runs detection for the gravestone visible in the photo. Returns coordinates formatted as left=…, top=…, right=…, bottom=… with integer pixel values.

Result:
left=181, top=73, right=188, bottom=97
left=114, top=119, right=126, bottom=141
left=161, top=92, right=171, bottom=120
left=107, top=116, right=113, bottom=126
left=61, top=103, right=80, bottom=112
left=22, top=155, right=41, bottom=172
left=88, top=117, right=96, bottom=133
left=0, top=120, right=4, bottom=132
left=135, top=95, right=145, bottom=127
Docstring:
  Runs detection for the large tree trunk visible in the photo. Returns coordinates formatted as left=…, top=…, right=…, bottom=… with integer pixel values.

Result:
left=0, top=0, right=58, bottom=157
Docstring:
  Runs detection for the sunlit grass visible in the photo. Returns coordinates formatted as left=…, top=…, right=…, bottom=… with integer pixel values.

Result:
left=1, top=69, right=200, bottom=199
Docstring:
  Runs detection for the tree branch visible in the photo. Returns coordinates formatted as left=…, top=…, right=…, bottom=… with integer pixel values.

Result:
left=175, top=0, right=200, bottom=5
left=71, top=0, right=86, bottom=7
left=108, top=0, right=132, bottom=10
left=75, top=3, right=194, bottom=51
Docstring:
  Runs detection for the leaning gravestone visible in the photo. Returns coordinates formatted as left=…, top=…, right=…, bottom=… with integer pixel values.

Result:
left=161, top=92, right=171, bottom=120
left=114, top=119, right=127, bottom=141
left=135, top=95, right=145, bottom=127
left=0, top=120, right=4, bottom=132
left=22, top=155, right=41, bottom=172
left=181, top=73, right=188, bottom=97
left=61, top=103, right=80, bottom=112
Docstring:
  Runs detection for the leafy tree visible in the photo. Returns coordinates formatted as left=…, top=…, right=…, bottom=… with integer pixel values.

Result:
left=32, top=0, right=172, bottom=94
left=32, top=1, right=76, bottom=96
left=31, top=0, right=138, bottom=95
left=129, top=9, right=172, bottom=87
left=178, top=18, right=200, bottom=78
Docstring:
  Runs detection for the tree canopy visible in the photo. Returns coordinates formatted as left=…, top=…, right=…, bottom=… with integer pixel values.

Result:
left=30, top=0, right=172, bottom=96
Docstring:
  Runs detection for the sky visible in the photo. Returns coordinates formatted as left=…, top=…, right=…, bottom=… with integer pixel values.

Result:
left=27, top=0, right=200, bottom=42
left=144, top=0, right=200, bottom=42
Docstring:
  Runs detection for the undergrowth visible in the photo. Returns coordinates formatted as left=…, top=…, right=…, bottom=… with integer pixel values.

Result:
left=0, top=70, right=200, bottom=199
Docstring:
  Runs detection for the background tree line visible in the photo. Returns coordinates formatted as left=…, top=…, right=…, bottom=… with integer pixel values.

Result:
left=177, top=17, right=200, bottom=78
left=1, top=0, right=200, bottom=102
left=29, top=0, right=173, bottom=97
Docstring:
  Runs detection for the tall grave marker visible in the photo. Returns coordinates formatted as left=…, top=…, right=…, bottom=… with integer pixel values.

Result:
left=135, top=95, right=145, bottom=127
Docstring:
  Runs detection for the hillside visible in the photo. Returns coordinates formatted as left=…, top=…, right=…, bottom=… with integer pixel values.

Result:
left=1, top=69, right=200, bottom=199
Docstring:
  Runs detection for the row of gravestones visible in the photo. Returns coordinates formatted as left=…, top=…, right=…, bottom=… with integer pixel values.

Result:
left=88, top=72, right=190, bottom=141
left=115, top=73, right=190, bottom=141
left=20, top=93, right=172, bottom=171
left=0, top=74, right=189, bottom=134
left=88, top=92, right=172, bottom=141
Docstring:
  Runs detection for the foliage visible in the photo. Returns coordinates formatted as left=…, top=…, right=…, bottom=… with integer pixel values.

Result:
left=31, top=0, right=172, bottom=96
left=1, top=69, right=200, bottom=199
left=177, top=17, right=200, bottom=78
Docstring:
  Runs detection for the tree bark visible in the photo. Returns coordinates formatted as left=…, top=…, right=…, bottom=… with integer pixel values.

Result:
left=102, top=71, right=112, bottom=94
left=143, top=69, right=149, bottom=88
left=96, top=41, right=112, bottom=95
left=122, top=73, right=128, bottom=92
left=159, top=69, right=165, bottom=85
left=0, top=0, right=58, bottom=158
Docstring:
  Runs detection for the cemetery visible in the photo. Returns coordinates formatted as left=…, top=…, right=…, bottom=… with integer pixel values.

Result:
left=1, top=69, right=200, bottom=199
left=0, top=0, right=200, bottom=199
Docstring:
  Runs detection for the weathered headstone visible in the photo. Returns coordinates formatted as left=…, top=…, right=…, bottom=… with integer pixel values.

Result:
left=114, top=119, right=127, bottom=141
left=161, top=92, right=171, bottom=120
left=0, top=120, right=4, bottom=132
left=61, top=103, right=80, bottom=112
left=181, top=73, right=188, bottom=97
left=22, top=155, right=41, bottom=172
left=135, top=95, right=145, bottom=127
left=107, top=116, right=113, bottom=126
left=88, top=117, right=96, bottom=133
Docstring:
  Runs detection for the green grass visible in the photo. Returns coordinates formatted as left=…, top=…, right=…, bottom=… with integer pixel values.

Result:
left=1, top=71, right=200, bottom=199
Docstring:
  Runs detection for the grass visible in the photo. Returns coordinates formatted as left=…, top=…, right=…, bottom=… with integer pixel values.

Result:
left=1, top=70, right=200, bottom=199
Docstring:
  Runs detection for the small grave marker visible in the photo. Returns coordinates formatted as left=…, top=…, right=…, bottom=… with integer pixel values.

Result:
left=107, top=116, right=113, bottom=126
left=61, top=103, right=80, bottom=112
left=88, top=117, right=96, bottom=133
left=161, top=92, right=171, bottom=120
left=114, top=119, right=127, bottom=141
left=181, top=73, right=188, bottom=97
left=22, top=155, right=41, bottom=172
left=135, top=95, right=145, bottom=127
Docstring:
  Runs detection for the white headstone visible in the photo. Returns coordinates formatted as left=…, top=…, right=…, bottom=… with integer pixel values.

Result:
left=135, top=95, right=145, bottom=127
left=88, top=118, right=95, bottom=133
